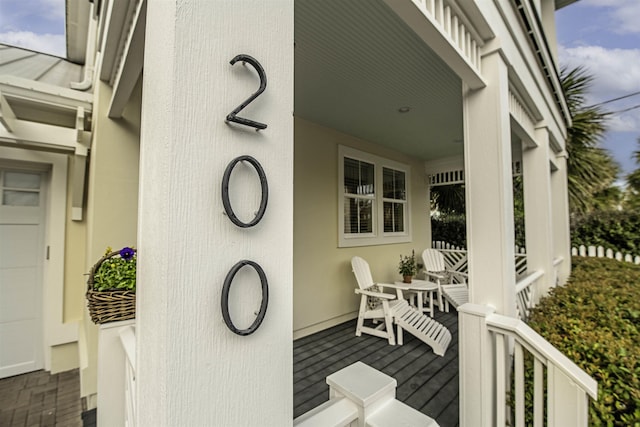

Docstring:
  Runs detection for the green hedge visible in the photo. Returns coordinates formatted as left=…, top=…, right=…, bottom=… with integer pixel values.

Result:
left=571, top=211, right=640, bottom=253
left=431, top=214, right=467, bottom=248
left=528, top=257, right=640, bottom=426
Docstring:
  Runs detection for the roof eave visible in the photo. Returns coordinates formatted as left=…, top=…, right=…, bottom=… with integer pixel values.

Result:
left=65, top=0, right=91, bottom=64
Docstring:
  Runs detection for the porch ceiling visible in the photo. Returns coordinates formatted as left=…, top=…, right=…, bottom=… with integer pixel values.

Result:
left=294, top=0, right=464, bottom=161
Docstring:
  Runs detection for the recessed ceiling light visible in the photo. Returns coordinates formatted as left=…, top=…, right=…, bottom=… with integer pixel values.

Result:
left=398, top=106, right=411, bottom=113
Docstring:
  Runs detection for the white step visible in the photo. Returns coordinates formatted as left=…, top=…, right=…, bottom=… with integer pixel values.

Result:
left=366, top=399, right=439, bottom=427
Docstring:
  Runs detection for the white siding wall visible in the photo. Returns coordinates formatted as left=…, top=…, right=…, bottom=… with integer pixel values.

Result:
left=137, top=1, right=294, bottom=425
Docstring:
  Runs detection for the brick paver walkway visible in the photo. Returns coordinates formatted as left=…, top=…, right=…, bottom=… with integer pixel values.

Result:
left=0, top=369, right=82, bottom=427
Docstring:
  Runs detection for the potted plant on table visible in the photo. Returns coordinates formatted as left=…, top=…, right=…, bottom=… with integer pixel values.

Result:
left=398, top=250, right=417, bottom=283
left=86, top=246, right=137, bottom=324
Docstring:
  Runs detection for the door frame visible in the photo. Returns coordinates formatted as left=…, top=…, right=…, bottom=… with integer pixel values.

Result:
left=0, top=146, right=77, bottom=372
left=0, top=165, right=46, bottom=377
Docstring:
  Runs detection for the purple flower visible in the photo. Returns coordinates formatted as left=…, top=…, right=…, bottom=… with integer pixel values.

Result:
left=120, top=247, right=135, bottom=260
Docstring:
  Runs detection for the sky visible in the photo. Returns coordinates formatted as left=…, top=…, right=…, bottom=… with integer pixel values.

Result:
left=556, top=0, right=640, bottom=178
left=0, top=0, right=66, bottom=57
left=0, top=0, right=638, bottom=177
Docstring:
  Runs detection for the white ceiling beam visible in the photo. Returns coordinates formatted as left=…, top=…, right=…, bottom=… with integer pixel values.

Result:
left=0, top=90, right=17, bottom=132
left=0, top=118, right=80, bottom=153
left=108, top=0, right=145, bottom=119
left=72, top=107, right=90, bottom=221
left=0, top=76, right=93, bottom=113
left=99, top=0, right=136, bottom=82
left=0, top=112, right=92, bottom=221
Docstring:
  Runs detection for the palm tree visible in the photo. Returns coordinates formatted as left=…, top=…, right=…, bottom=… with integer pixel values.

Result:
left=625, top=139, right=640, bottom=209
left=561, top=66, right=619, bottom=216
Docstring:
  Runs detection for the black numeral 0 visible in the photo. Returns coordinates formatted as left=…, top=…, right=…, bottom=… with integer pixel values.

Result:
left=221, top=260, right=269, bottom=336
left=226, top=54, right=267, bottom=130
left=221, top=155, right=268, bottom=228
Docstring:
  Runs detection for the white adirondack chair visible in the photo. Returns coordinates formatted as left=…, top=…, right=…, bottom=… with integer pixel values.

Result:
left=421, top=249, right=468, bottom=312
left=351, top=256, right=453, bottom=356
left=351, top=256, right=403, bottom=345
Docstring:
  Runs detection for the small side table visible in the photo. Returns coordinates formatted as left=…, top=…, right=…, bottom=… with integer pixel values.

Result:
left=388, top=279, right=438, bottom=315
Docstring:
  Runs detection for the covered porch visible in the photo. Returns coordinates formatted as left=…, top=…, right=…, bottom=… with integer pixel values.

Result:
left=132, top=0, right=578, bottom=424
left=294, top=310, right=460, bottom=426
left=84, top=0, right=584, bottom=425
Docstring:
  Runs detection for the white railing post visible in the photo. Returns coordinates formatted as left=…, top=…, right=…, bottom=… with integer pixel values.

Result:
left=458, top=303, right=496, bottom=427
left=547, top=364, right=591, bottom=426
left=486, top=312, right=598, bottom=427
left=97, top=319, right=136, bottom=427
left=119, top=326, right=136, bottom=427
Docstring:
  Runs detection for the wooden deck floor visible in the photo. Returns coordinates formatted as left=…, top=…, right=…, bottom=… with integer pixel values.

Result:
left=293, top=310, right=459, bottom=427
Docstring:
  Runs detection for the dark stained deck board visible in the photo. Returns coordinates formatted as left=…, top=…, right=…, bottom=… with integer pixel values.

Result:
left=293, top=310, right=459, bottom=427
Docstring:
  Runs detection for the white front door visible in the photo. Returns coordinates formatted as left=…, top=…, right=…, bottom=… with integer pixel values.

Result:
left=0, top=168, right=45, bottom=378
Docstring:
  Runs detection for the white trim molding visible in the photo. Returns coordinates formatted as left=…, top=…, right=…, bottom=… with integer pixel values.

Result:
left=338, top=145, right=412, bottom=247
left=0, top=146, right=77, bottom=372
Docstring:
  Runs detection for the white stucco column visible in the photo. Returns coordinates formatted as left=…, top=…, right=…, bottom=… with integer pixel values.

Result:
left=137, top=1, right=293, bottom=425
left=522, top=127, right=555, bottom=296
left=463, top=49, right=516, bottom=317
left=551, top=152, right=571, bottom=285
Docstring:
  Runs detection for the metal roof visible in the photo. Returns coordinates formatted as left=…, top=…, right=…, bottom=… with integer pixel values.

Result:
left=0, top=44, right=84, bottom=89
left=0, top=44, right=92, bottom=129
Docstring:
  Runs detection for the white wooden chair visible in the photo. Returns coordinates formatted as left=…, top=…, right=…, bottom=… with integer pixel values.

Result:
left=351, top=256, right=452, bottom=356
left=351, top=256, right=403, bottom=345
left=421, top=248, right=469, bottom=312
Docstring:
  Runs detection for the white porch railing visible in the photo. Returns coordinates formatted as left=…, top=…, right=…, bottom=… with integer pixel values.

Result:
left=119, top=326, right=136, bottom=427
left=572, top=244, right=640, bottom=264
left=459, top=303, right=598, bottom=427
left=432, top=241, right=528, bottom=278
left=410, top=0, right=482, bottom=74
left=97, top=319, right=136, bottom=427
left=514, top=269, right=542, bottom=321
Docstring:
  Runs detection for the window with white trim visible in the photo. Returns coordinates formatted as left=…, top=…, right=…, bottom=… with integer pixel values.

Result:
left=1, top=170, right=41, bottom=207
left=339, top=146, right=411, bottom=247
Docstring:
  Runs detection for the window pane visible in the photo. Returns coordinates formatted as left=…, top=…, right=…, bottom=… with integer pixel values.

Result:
left=4, top=171, right=41, bottom=189
left=344, top=197, right=373, bottom=234
left=3, top=190, right=39, bottom=206
left=344, top=157, right=374, bottom=196
left=383, top=202, right=404, bottom=232
left=383, top=168, right=405, bottom=200
left=358, top=199, right=373, bottom=233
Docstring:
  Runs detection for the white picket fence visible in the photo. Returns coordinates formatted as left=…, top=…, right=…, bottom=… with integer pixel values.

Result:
left=434, top=241, right=640, bottom=266
left=571, top=245, right=640, bottom=265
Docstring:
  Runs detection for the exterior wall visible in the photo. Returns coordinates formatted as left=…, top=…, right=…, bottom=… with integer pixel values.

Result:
left=50, top=342, right=79, bottom=374
left=541, top=0, right=559, bottom=63
left=64, top=157, right=86, bottom=322
left=79, top=77, right=141, bottom=401
left=293, top=118, right=431, bottom=338
left=477, top=2, right=567, bottom=149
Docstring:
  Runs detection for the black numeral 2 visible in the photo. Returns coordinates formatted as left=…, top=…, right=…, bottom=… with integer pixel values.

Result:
left=226, top=54, right=267, bottom=130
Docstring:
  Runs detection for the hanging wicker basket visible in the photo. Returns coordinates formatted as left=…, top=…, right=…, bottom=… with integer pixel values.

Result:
left=86, top=250, right=136, bottom=324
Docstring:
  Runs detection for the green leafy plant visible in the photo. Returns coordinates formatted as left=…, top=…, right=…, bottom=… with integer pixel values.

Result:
left=519, top=257, right=640, bottom=426
left=92, top=246, right=137, bottom=291
left=398, top=250, right=417, bottom=276
left=571, top=210, right=640, bottom=253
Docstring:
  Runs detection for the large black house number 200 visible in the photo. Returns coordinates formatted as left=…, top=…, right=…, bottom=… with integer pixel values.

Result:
left=221, top=54, right=269, bottom=336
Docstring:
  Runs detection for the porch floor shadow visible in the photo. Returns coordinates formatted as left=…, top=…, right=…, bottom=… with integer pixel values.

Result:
left=294, top=310, right=459, bottom=427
